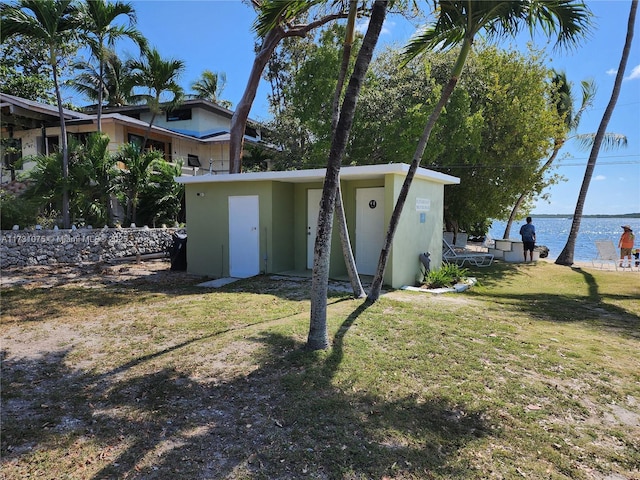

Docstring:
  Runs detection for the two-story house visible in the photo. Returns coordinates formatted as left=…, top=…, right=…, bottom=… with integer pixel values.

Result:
left=0, top=93, right=267, bottom=182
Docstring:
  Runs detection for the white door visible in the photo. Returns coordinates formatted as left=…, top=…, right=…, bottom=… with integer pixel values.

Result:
left=356, top=187, right=385, bottom=275
left=307, top=189, right=322, bottom=269
left=229, top=195, right=260, bottom=278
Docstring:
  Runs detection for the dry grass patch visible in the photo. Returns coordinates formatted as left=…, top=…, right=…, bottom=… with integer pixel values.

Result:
left=1, top=260, right=639, bottom=479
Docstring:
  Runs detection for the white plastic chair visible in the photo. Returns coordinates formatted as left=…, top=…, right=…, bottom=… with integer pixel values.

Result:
left=592, top=240, right=619, bottom=270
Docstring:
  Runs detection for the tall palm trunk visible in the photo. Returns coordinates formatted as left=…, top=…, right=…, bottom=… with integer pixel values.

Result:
left=367, top=39, right=472, bottom=302
left=503, top=146, right=560, bottom=238
left=97, top=56, right=104, bottom=132
left=229, top=27, right=284, bottom=173
left=556, top=0, right=636, bottom=266
left=331, top=0, right=365, bottom=299
left=52, top=54, right=70, bottom=229
left=308, top=0, right=387, bottom=350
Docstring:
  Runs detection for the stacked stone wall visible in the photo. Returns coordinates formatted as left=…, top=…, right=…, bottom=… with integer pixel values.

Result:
left=1, top=227, right=181, bottom=268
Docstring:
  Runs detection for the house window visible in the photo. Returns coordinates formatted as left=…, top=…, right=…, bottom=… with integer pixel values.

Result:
left=187, top=154, right=201, bottom=167
left=166, top=108, right=192, bottom=122
left=47, top=136, right=60, bottom=154
left=127, top=133, right=165, bottom=153
left=245, top=125, right=258, bottom=138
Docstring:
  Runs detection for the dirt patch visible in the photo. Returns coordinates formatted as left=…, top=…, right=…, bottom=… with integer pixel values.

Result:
left=0, top=259, right=205, bottom=289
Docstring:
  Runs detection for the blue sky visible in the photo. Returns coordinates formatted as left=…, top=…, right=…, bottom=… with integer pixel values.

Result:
left=108, top=0, right=639, bottom=216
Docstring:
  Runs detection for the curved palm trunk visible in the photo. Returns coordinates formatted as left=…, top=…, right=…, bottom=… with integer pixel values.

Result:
left=229, top=12, right=347, bottom=174
left=308, top=0, right=387, bottom=350
left=332, top=0, right=365, bottom=299
left=503, top=146, right=561, bottom=238
left=141, top=110, right=157, bottom=154
left=229, top=27, right=284, bottom=173
left=336, top=182, right=366, bottom=297
left=556, top=0, right=636, bottom=266
left=367, top=39, right=472, bottom=302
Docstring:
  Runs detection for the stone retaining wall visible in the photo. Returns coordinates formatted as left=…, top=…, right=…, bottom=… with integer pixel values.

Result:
left=1, top=227, right=182, bottom=268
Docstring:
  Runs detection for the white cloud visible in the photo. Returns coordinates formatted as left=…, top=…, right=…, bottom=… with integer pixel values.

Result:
left=594, top=175, right=606, bottom=181
left=606, top=64, right=640, bottom=80
left=355, top=18, right=394, bottom=36
left=625, top=64, right=640, bottom=80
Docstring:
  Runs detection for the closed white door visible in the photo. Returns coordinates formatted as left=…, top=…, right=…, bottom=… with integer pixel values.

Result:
left=356, top=187, right=385, bottom=275
left=307, top=189, right=322, bottom=269
left=229, top=195, right=260, bottom=278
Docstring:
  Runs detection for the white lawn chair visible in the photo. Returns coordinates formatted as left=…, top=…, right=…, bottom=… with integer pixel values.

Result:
left=592, top=240, right=619, bottom=270
left=443, top=239, right=494, bottom=267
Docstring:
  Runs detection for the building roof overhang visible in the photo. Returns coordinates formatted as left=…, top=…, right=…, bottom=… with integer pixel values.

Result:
left=175, top=163, right=460, bottom=185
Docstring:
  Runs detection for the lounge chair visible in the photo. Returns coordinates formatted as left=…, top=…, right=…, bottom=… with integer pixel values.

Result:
left=592, top=240, right=619, bottom=270
left=442, top=239, right=494, bottom=267
left=443, top=231, right=454, bottom=246
left=454, top=232, right=468, bottom=249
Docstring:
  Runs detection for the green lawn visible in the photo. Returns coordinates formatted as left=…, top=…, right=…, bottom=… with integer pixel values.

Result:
left=1, top=261, right=639, bottom=479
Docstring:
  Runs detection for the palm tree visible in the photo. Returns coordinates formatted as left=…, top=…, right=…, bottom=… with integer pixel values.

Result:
left=330, top=0, right=367, bottom=301
left=127, top=47, right=185, bottom=152
left=229, top=0, right=349, bottom=173
left=191, top=70, right=232, bottom=108
left=113, top=142, right=163, bottom=225
left=77, top=0, right=147, bottom=132
left=367, top=0, right=593, bottom=302
left=1, top=0, right=81, bottom=229
left=307, top=0, right=388, bottom=350
left=502, top=72, right=627, bottom=238
left=72, top=53, right=141, bottom=108
left=556, top=0, right=637, bottom=266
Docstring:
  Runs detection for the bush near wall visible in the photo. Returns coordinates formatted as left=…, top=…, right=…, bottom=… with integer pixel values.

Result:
left=0, top=227, right=181, bottom=268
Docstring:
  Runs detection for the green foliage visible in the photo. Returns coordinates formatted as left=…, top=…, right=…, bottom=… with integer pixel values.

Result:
left=272, top=42, right=565, bottom=232
left=0, top=190, right=39, bottom=230
left=14, top=138, right=181, bottom=228
left=421, top=263, right=469, bottom=288
left=135, top=159, right=184, bottom=227
left=0, top=33, right=73, bottom=103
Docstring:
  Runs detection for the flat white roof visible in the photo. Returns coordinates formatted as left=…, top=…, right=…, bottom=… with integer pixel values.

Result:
left=176, top=163, right=460, bottom=185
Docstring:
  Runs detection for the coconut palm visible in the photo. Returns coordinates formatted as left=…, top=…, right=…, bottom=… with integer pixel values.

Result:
left=127, top=47, right=185, bottom=152
left=1, top=0, right=81, bottom=229
left=72, top=53, right=141, bottom=108
left=556, top=0, right=637, bottom=266
left=191, top=70, right=232, bottom=108
left=229, top=0, right=350, bottom=173
left=502, top=72, right=627, bottom=239
left=367, top=0, right=593, bottom=302
left=77, top=0, right=147, bottom=132
left=307, top=0, right=388, bottom=350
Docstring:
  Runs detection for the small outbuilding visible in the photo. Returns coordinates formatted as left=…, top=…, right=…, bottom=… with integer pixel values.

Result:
left=176, top=163, right=459, bottom=289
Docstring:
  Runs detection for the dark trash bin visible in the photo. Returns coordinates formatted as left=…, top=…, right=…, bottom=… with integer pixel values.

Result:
left=170, top=231, right=187, bottom=271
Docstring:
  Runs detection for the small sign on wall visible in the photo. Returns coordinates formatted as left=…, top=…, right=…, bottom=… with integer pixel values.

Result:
left=416, top=198, right=431, bottom=212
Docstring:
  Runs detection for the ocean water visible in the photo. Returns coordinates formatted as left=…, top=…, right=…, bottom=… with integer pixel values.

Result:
left=488, top=217, right=638, bottom=262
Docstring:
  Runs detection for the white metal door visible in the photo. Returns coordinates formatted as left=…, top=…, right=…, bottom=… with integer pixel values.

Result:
left=307, top=189, right=322, bottom=269
left=229, top=195, right=260, bottom=278
left=356, top=187, right=385, bottom=275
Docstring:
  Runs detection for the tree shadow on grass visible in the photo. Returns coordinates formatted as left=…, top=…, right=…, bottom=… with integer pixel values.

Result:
left=1, top=324, right=490, bottom=479
left=474, top=274, right=638, bottom=339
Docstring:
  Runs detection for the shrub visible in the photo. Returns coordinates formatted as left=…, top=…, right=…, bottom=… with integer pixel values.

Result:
left=421, top=263, right=469, bottom=288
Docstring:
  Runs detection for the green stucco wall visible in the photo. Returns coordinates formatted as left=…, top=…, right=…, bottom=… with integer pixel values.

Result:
left=184, top=172, right=447, bottom=288
left=387, top=173, right=445, bottom=288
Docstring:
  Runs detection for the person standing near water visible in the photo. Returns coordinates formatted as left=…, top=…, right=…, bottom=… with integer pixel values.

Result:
left=618, top=225, right=635, bottom=268
left=519, top=217, right=536, bottom=262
